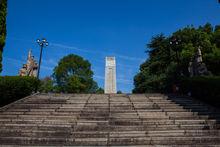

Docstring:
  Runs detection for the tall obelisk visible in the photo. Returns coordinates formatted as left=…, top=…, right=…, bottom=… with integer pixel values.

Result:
left=105, top=57, right=117, bottom=93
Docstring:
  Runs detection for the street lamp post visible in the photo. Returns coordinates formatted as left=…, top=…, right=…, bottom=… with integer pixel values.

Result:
left=169, top=37, right=181, bottom=66
left=36, top=38, right=49, bottom=79
left=169, top=37, right=182, bottom=93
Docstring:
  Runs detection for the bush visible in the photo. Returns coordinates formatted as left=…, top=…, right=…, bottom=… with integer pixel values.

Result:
left=39, top=77, right=54, bottom=93
left=0, top=76, right=40, bottom=107
left=179, top=76, right=220, bottom=107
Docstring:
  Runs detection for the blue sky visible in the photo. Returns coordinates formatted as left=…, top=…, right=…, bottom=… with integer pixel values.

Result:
left=1, top=0, right=220, bottom=93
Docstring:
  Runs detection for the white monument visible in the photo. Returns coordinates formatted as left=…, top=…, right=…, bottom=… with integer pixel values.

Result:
left=105, top=57, right=117, bottom=93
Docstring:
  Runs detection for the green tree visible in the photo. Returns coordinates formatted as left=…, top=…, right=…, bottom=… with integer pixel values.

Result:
left=133, top=23, right=220, bottom=93
left=53, top=54, right=97, bottom=93
left=96, top=88, right=104, bottom=94
left=117, top=90, right=122, bottom=94
left=0, top=0, right=7, bottom=72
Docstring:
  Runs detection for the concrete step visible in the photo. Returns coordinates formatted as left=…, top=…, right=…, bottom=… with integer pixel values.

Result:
left=110, top=126, right=145, bottom=131
left=109, top=120, right=143, bottom=126
left=151, top=136, right=220, bottom=145
left=147, top=130, right=220, bottom=137
left=74, top=138, right=107, bottom=146
left=73, top=131, right=108, bottom=138
left=0, top=129, right=71, bottom=138
left=166, top=112, right=196, bottom=116
left=78, top=116, right=108, bottom=120
left=0, top=137, right=74, bottom=145
left=143, top=124, right=216, bottom=130
left=0, top=123, right=72, bottom=131
left=109, top=137, right=151, bottom=145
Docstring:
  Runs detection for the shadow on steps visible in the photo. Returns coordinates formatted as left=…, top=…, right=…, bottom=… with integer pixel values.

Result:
left=166, top=94, right=220, bottom=125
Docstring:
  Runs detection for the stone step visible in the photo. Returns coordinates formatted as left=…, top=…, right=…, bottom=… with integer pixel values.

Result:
left=111, top=110, right=143, bottom=113
left=80, top=113, right=109, bottom=117
left=159, top=106, right=184, bottom=109
left=73, top=131, right=108, bottom=138
left=0, top=118, right=215, bottom=126
left=0, top=129, right=71, bottom=138
left=109, top=137, right=151, bottom=145
left=169, top=115, right=207, bottom=120
left=109, top=136, right=220, bottom=145
left=0, top=112, right=81, bottom=117
left=154, top=104, right=182, bottom=107
left=140, top=115, right=169, bottom=119
left=78, top=116, right=108, bottom=120
left=0, top=124, right=72, bottom=131
left=143, top=124, right=216, bottom=130
left=110, top=114, right=139, bottom=118
left=17, top=115, right=77, bottom=121
left=109, top=120, right=143, bottom=126
left=10, top=104, right=61, bottom=109
left=174, top=119, right=216, bottom=125
left=166, top=112, right=196, bottom=116
left=75, top=125, right=109, bottom=131
left=143, top=119, right=216, bottom=125
left=74, top=138, right=107, bottom=146
left=0, top=137, right=74, bottom=145
left=77, top=120, right=108, bottom=125
left=110, top=131, right=145, bottom=137
left=56, top=108, right=84, bottom=112
left=151, top=136, right=220, bottom=145
left=147, top=130, right=220, bottom=137
left=109, top=126, right=145, bottom=131
left=161, top=108, right=188, bottom=112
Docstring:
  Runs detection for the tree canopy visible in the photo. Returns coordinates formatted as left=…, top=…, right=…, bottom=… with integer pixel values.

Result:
left=53, top=54, right=98, bottom=93
left=133, top=23, right=220, bottom=93
left=0, top=0, right=7, bottom=72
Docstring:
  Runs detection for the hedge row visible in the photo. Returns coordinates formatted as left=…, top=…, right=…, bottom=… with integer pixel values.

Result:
left=0, top=76, right=40, bottom=107
left=179, top=76, right=220, bottom=107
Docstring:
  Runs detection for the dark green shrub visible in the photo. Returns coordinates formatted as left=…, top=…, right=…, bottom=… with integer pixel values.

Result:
left=179, top=76, right=220, bottom=107
left=39, top=77, right=54, bottom=93
left=0, top=76, right=40, bottom=107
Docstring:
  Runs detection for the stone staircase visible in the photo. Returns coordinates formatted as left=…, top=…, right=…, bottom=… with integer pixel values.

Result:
left=0, top=93, right=220, bottom=146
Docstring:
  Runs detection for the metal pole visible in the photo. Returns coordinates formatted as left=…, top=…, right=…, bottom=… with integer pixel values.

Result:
left=37, top=44, right=43, bottom=79
left=176, top=50, right=179, bottom=66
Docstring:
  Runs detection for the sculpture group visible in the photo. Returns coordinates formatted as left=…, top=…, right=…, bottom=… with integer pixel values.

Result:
left=19, top=50, right=38, bottom=77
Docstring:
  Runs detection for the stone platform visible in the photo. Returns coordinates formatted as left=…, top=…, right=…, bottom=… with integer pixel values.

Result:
left=0, top=93, right=220, bottom=146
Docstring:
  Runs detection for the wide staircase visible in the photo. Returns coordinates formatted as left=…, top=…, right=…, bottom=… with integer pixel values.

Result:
left=0, top=93, right=220, bottom=146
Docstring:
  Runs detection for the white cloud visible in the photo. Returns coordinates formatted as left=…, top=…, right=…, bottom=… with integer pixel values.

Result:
left=50, top=42, right=145, bottom=62
left=93, top=75, right=105, bottom=80
left=42, top=58, right=57, bottom=66
left=114, top=54, right=144, bottom=62
left=117, top=78, right=133, bottom=84
left=41, top=65, right=54, bottom=71
left=4, top=57, right=24, bottom=65
left=50, top=43, right=97, bottom=54
left=8, top=37, right=145, bottom=63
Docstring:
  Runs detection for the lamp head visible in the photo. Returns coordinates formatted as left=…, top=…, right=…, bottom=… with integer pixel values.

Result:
left=42, top=38, right=47, bottom=43
left=36, top=39, right=40, bottom=43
